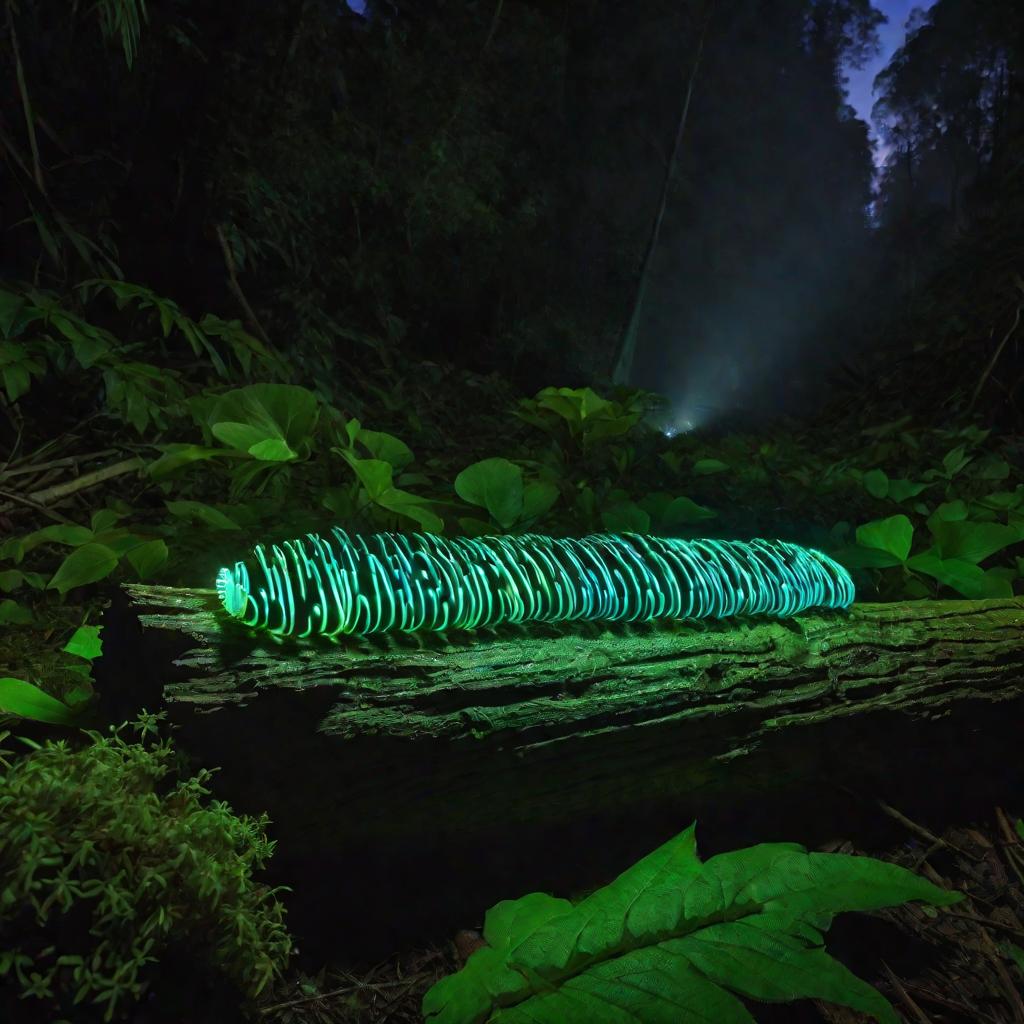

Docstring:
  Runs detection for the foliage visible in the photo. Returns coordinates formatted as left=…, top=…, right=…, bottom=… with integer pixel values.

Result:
left=0, top=714, right=292, bottom=1023
left=423, top=821, right=961, bottom=1024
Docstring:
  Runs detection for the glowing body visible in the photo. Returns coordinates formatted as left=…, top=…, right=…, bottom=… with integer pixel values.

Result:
left=216, top=529, right=855, bottom=639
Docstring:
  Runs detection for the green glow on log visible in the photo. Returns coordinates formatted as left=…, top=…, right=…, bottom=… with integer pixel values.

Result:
left=215, top=530, right=855, bottom=638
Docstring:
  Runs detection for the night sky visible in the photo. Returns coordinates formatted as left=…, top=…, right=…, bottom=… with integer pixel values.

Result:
left=845, top=1, right=938, bottom=162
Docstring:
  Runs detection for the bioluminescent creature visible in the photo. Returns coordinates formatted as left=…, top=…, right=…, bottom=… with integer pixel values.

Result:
left=216, top=529, right=854, bottom=639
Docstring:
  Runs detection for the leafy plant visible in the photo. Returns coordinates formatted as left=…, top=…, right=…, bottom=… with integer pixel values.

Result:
left=515, top=387, right=652, bottom=450
left=837, top=511, right=1022, bottom=598
left=0, top=509, right=168, bottom=596
left=0, top=714, right=292, bottom=1023
left=330, top=416, right=444, bottom=532
left=454, top=457, right=558, bottom=533
left=423, top=822, right=961, bottom=1024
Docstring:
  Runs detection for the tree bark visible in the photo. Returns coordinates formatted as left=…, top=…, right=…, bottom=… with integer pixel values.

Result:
left=100, top=584, right=1024, bottom=826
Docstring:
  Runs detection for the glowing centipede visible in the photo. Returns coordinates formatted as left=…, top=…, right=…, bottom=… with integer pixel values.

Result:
left=215, top=530, right=854, bottom=638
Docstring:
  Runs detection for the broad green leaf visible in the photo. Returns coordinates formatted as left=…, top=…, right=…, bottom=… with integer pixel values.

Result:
left=862, top=469, right=888, bottom=499
left=126, top=539, right=169, bottom=580
left=246, top=437, right=297, bottom=462
left=941, top=445, right=971, bottom=477
left=974, top=458, right=1010, bottom=481
left=47, top=543, right=119, bottom=594
left=855, top=515, right=913, bottom=562
left=165, top=500, right=241, bottom=530
left=887, top=479, right=927, bottom=503
left=21, top=523, right=94, bottom=553
left=63, top=625, right=103, bottom=662
left=455, top=458, right=524, bottom=530
left=208, top=383, right=319, bottom=460
left=90, top=508, right=122, bottom=533
left=375, top=488, right=444, bottom=533
left=661, top=496, right=716, bottom=527
left=907, top=552, right=1013, bottom=598
left=0, top=598, right=33, bottom=624
left=929, top=521, right=1021, bottom=564
left=926, top=501, right=968, bottom=534
left=601, top=502, right=650, bottom=533
left=692, top=459, right=729, bottom=476
left=339, top=453, right=394, bottom=501
left=521, top=482, right=559, bottom=521
left=0, top=677, right=80, bottom=725
left=0, top=569, right=44, bottom=592
left=359, top=428, right=414, bottom=469
left=424, top=825, right=959, bottom=1024
left=975, top=488, right=1024, bottom=513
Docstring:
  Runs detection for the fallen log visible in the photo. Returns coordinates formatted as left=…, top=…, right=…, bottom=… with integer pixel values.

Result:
left=97, top=586, right=1024, bottom=958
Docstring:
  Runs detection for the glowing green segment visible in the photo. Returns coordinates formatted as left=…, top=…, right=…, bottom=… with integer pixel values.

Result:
left=215, top=530, right=856, bottom=638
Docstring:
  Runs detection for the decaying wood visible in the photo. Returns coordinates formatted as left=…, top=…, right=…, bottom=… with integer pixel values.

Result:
left=97, top=584, right=1024, bottom=958
left=100, top=585, right=1024, bottom=828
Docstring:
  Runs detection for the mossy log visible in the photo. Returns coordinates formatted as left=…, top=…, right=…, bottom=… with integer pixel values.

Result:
left=99, top=585, right=1024, bottom=830
left=97, top=585, right=1024, bottom=957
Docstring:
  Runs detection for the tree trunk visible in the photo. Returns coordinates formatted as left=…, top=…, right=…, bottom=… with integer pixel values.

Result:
left=97, top=584, right=1024, bottom=958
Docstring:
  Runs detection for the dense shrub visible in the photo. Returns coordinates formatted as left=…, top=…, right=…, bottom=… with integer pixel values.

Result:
left=0, top=713, right=292, bottom=1022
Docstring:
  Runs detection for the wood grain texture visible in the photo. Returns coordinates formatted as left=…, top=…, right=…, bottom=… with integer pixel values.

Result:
left=97, top=585, right=1024, bottom=959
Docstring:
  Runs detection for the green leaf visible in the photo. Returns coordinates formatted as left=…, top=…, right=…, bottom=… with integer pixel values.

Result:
left=941, top=445, right=971, bottom=478
left=0, top=598, right=34, bottom=624
left=906, top=552, right=1013, bottom=598
left=90, top=508, right=122, bottom=533
left=855, top=515, right=913, bottom=563
left=455, top=458, right=524, bottom=530
left=21, top=523, right=94, bottom=552
left=521, top=482, right=559, bottom=521
left=423, top=824, right=959, bottom=1024
left=0, top=288, right=27, bottom=337
left=661, top=496, right=717, bottom=527
left=125, top=539, right=169, bottom=580
left=929, top=521, right=1021, bottom=564
left=376, top=488, right=444, bottom=533
left=974, top=457, right=1010, bottom=481
left=63, top=625, right=103, bottom=662
left=863, top=469, right=888, bottom=499
left=208, top=383, right=319, bottom=461
left=0, top=677, right=80, bottom=725
left=358, top=428, right=414, bottom=469
left=887, top=479, right=927, bottom=503
left=833, top=544, right=905, bottom=569
left=0, top=569, right=44, bottom=592
left=339, top=453, right=394, bottom=501
left=47, top=544, right=119, bottom=594
left=165, top=500, right=241, bottom=530
left=692, top=459, right=729, bottom=476
left=601, top=502, right=651, bottom=533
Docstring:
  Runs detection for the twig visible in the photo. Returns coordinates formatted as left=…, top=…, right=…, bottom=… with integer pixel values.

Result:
left=942, top=909, right=1024, bottom=941
left=215, top=223, right=274, bottom=349
left=0, top=449, right=117, bottom=482
left=970, top=301, right=1022, bottom=411
left=258, top=974, right=424, bottom=1016
left=0, top=487, right=74, bottom=523
left=875, top=797, right=980, bottom=861
left=0, top=456, right=144, bottom=515
left=880, top=961, right=933, bottom=1024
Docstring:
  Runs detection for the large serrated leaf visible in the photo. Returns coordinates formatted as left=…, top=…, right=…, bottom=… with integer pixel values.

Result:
left=424, top=825, right=961, bottom=1024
